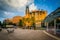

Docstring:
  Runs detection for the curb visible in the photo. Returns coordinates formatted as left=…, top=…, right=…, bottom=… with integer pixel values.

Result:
left=43, top=31, right=60, bottom=40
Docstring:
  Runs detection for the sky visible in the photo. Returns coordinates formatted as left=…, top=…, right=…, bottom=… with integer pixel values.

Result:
left=0, top=0, right=60, bottom=21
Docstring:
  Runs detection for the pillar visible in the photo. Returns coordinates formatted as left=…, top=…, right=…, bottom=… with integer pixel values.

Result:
left=46, top=22, right=49, bottom=31
left=44, top=22, right=46, bottom=26
left=40, top=22, right=41, bottom=27
left=54, top=19, right=56, bottom=34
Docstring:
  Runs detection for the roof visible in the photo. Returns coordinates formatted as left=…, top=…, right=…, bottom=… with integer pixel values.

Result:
left=43, top=7, right=60, bottom=22
left=30, top=10, right=47, bottom=14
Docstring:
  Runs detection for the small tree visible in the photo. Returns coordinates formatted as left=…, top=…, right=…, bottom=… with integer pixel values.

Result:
left=0, top=21, right=1, bottom=26
left=0, top=21, right=2, bottom=27
left=19, top=20, right=23, bottom=27
left=2, top=21, right=6, bottom=28
left=8, top=22, right=13, bottom=25
left=31, top=17, right=36, bottom=30
left=32, top=22, right=36, bottom=29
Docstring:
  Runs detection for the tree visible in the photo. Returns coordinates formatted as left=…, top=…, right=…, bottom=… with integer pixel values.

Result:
left=0, top=21, right=3, bottom=27
left=22, top=18, right=26, bottom=26
left=2, top=21, right=6, bottom=28
left=31, top=17, right=36, bottom=30
left=0, top=21, right=1, bottom=26
left=0, top=21, right=2, bottom=31
left=8, top=22, right=13, bottom=25
left=25, top=18, right=33, bottom=28
left=19, top=20, right=23, bottom=27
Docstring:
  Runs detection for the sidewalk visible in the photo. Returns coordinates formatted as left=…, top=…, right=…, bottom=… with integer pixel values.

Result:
left=46, top=30, right=60, bottom=38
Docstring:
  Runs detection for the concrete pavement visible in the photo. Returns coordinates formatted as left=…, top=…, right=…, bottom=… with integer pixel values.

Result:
left=0, top=28, right=56, bottom=40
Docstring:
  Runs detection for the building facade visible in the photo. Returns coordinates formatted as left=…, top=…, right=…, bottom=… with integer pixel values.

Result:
left=3, top=6, right=47, bottom=28
left=24, top=6, right=47, bottom=27
left=43, top=7, right=60, bottom=34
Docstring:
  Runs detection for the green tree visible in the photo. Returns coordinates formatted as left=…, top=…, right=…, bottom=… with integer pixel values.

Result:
left=3, top=21, right=6, bottom=28
left=31, top=17, right=36, bottom=30
left=22, top=18, right=26, bottom=26
left=8, top=22, right=13, bottom=25
left=0, top=21, right=1, bottom=26
left=19, top=20, right=23, bottom=27
left=26, top=18, right=31, bottom=28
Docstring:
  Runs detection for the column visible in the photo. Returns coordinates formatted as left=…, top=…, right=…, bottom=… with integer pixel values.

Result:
left=54, top=19, right=56, bottom=34
left=47, top=22, right=49, bottom=31
left=44, top=22, right=46, bottom=26
left=40, top=22, right=41, bottom=27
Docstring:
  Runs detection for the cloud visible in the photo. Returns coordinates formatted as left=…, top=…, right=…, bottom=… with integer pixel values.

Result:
left=0, top=0, right=34, bottom=12
left=0, top=10, right=6, bottom=18
left=0, top=0, right=37, bottom=21
left=29, top=3, right=37, bottom=12
left=4, top=12, right=14, bottom=15
left=4, top=11, right=16, bottom=18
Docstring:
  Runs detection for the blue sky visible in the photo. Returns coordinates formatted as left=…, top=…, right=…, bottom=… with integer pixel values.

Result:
left=0, top=0, right=60, bottom=21
left=34, top=0, right=60, bottom=14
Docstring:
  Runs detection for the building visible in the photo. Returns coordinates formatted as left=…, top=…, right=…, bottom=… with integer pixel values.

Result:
left=43, top=7, right=60, bottom=34
left=3, top=18, right=12, bottom=25
left=24, top=6, right=47, bottom=27
left=11, top=16, right=22, bottom=24
left=3, top=16, right=22, bottom=26
left=3, top=5, right=47, bottom=28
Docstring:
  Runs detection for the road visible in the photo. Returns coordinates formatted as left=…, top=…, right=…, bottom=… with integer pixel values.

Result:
left=0, top=28, right=56, bottom=40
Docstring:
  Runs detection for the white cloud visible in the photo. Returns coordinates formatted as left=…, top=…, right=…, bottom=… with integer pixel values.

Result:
left=0, top=0, right=34, bottom=12
left=29, top=3, right=37, bottom=12
left=5, top=0, right=34, bottom=11
left=4, top=12, right=10, bottom=15
left=0, top=0, right=37, bottom=19
left=4, top=11, right=16, bottom=18
left=4, top=12, right=14, bottom=15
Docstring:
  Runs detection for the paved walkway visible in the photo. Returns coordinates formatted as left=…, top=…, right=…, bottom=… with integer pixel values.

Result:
left=46, top=29, right=60, bottom=38
left=0, top=28, right=56, bottom=40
